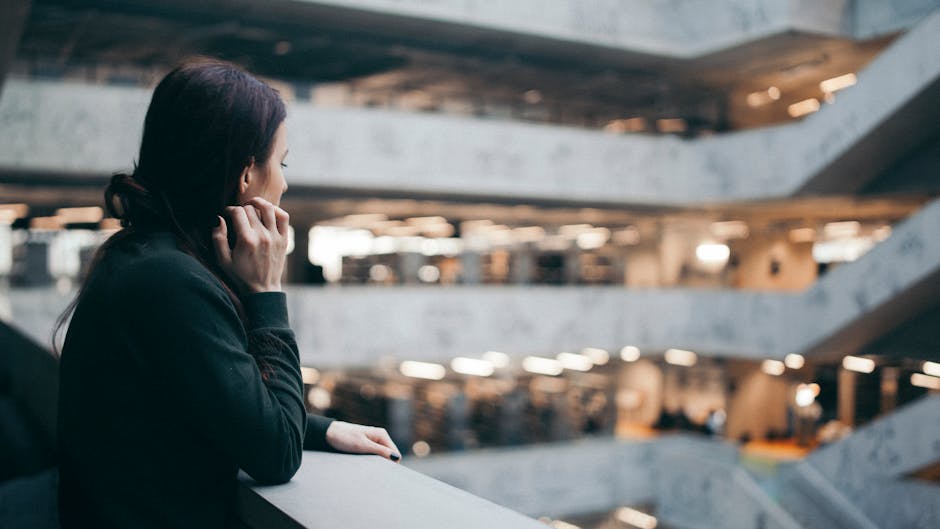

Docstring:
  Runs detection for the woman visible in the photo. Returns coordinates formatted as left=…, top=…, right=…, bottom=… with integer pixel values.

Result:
left=53, top=59, right=401, bottom=529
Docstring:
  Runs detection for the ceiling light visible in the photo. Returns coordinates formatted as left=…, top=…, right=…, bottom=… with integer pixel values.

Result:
left=923, top=361, right=940, bottom=378
left=399, top=360, right=446, bottom=380
left=788, top=98, right=820, bottom=118
left=576, top=228, right=610, bottom=250
left=620, top=346, right=641, bottom=362
left=665, top=348, right=697, bottom=367
left=911, top=373, right=940, bottom=390
left=784, top=354, right=805, bottom=369
left=820, top=73, right=857, bottom=94
left=300, top=367, right=320, bottom=385
left=483, top=351, right=510, bottom=368
left=581, top=347, right=610, bottom=365
left=523, top=356, right=563, bottom=376
left=451, top=357, right=495, bottom=377
left=761, top=360, right=786, bottom=376
left=615, top=506, right=658, bottom=529
left=557, top=352, right=593, bottom=372
left=842, top=355, right=875, bottom=374
left=696, top=243, right=730, bottom=264
left=795, top=383, right=816, bottom=407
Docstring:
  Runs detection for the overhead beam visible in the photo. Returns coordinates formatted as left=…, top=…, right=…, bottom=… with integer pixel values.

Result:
left=0, top=0, right=31, bottom=99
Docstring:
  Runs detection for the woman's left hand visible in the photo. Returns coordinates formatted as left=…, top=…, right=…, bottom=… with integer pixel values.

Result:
left=325, top=421, right=402, bottom=463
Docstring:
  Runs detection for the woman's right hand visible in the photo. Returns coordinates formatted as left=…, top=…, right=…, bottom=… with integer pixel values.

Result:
left=211, top=196, right=289, bottom=294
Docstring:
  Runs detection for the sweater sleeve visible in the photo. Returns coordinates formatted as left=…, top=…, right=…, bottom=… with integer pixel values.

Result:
left=304, top=413, right=337, bottom=452
left=113, top=253, right=306, bottom=485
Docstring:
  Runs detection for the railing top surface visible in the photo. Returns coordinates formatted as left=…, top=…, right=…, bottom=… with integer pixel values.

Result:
left=238, top=451, right=547, bottom=529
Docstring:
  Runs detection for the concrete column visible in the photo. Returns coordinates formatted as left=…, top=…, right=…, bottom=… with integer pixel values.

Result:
left=838, top=368, right=857, bottom=427
left=387, top=395, right=413, bottom=455
left=610, top=253, right=628, bottom=286
left=12, top=240, right=54, bottom=287
left=458, top=252, right=482, bottom=284
left=286, top=223, right=310, bottom=284
left=880, top=366, right=899, bottom=415
left=498, top=388, right=526, bottom=445
left=564, top=249, right=581, bottom=285
left=397, top=252, right=425, bottom=284
left=446, top=391, right=469, bottom=451
left=510, top=245, right=534, bottom=284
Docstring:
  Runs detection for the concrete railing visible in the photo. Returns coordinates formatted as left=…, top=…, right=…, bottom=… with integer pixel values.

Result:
left=777, top=395, right=940, bottom=529
left=6, top=199, right=940, bottom=366
left=776, top=462, right=880, bottom=529
left=405, top=433, right=804, bottom=528
left=237, top=451, right=548, bottom=529
left=294, top=0, right=935, bottom=58
left=1, top=10, right=938, bottom=206
left=654, top=437, right=802, bottom=529
left=404, top=398, right=938, bottom=528
left=403, top=436, right=655, bottom=519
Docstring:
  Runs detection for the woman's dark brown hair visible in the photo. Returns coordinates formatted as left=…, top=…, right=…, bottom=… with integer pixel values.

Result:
left=51, top=58, right=287, bottom=378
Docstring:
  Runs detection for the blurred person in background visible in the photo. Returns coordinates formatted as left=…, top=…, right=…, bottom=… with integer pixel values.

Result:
left=52, top=58, right=401, bottom=529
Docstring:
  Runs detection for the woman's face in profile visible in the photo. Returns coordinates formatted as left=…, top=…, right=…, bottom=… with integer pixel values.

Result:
left=239, top=121, right=289, bottom=207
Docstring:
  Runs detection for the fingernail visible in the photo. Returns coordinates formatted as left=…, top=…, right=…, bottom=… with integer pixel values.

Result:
left=390, top=453, right=400, bottom=461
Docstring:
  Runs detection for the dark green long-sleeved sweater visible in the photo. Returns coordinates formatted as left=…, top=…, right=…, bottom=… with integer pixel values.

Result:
left=57, top=228, right=335, bottom=529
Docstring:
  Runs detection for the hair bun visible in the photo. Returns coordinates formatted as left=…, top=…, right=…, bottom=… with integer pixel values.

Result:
left=104, top=172, right=165, bottom=228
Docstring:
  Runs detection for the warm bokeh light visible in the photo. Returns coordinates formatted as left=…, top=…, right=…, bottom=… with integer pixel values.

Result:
left=399, top=360, right=447, bottom=380
left=451, top=357, right=495, bottom=377
left=664, top=349, right=697, bottom=367
left=922, top=361, right=940, bottom=378
left=581, top=347, right=610, bottom=365
left=795, top=383, right=817, bottom=407
left=523, top=356, right=563, bottom=376
left=787, top=98, right=820, bottom=117
left=819, top=72, right=857, bottom=93
left=300, top=367, right=320, bottom=385
left=482, top=351, right=511, bottom=368
left=761, top=359, right=785, bottom=376
left=620, top=346, right=641, bottom=362
left=784, top=354, right=805, bottom=370
left=695, top=243, right=730, bottom=264
left=842, top=355, right=875, bottom=374
left=557, top=352, right=594, bottom=372
left=615, top=506, right=658, bottom=529
left=911, top=373, right=940, bottom=390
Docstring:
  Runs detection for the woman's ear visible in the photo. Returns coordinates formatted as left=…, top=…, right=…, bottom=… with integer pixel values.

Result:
left=239, top=157, right=256, bottom=195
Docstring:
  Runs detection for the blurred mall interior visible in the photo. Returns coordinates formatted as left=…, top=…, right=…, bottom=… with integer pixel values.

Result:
left=1, top=1, right=939, bottom=528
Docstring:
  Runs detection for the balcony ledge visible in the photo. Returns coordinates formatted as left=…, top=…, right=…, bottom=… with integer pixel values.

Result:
left=237, top=451, right=547, bottom=529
